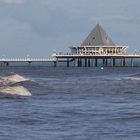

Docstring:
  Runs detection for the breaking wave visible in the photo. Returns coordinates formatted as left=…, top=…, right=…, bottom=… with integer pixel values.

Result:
left=0, top=72, right=29, bottom=86
left=0, top=73, right=32, bottom=96
left=124, top=73, right=140, bottom=80
left=0, top=86, right=32, bottom=96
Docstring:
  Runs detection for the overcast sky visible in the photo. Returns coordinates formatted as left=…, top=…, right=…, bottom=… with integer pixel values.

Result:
left=0, top=0, right=139, bottom=57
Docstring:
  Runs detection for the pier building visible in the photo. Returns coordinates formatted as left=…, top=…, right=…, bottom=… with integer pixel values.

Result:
left=1, top=24, right=140, bottom=67
left=70, top=24, right=127, bottom=56
left=54, top=24, right=137, bottom=67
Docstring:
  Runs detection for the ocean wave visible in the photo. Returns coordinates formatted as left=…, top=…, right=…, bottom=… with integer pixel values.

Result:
left=0, top=72, right=30, bottom=85
left=0, top=73, right=32, bottom=96
left=0, top=86, right=32, bottom=96
left=123, top=73, right=140, bottom=80
left=124, top=77, right=140, bottom=81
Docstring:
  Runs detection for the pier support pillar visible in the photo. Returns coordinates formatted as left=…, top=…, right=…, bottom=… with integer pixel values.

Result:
left=80, top=59, right=82, bottom=67
left=105, top=59, right=108, bottom=66
left=28, top=61, right=31, bottom=66
left=67, top=59, right=69, bottom=67
left=85, top=58, right=87, bottom=67
left=95, top=58, right=98, bottom=67
left=6, top=62, right=9, bottom=67
left=113, top=58, right=116, bottom=67
left=74, top=59, right=76, bottom=67
left=78, top=59, right=81, bottom=67
left=78, top=59, right=80, bottom=67
left=54, top=61, right=57, bottom=67
left=77, top=59, right=79, bottom=67
left=122, top=58, right=126, bottom=67
left=3, top=62, right=9, bottom=67
left=131, top=58, right=133, bottom=67
left=91, top=59, right=94, bottom=67
left=103, top=59, right=105, bottom=66
left=88, top=59, right=90, bottom=67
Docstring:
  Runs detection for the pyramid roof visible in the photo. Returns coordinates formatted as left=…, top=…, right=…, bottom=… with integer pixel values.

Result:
left=81, top=24, right=115, bottom=46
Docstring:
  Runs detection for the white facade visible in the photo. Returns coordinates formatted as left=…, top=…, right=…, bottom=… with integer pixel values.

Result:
left=70, top=45, right=128, bottom=55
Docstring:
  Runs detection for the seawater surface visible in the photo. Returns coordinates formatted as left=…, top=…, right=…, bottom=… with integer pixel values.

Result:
left=0, top=67, right=140, bottom=140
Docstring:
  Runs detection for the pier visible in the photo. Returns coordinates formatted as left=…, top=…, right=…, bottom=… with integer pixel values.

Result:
left=51, top=24, right=140, bottom=67
left=1, top=53, right=140, bottom=67
left=53, top=53, right=140, bottom=67
left=1, top=24, right=140, bottom=67
left=0, top=57, right=57, bottom=66
left=0, top=58, right=56, bottom=62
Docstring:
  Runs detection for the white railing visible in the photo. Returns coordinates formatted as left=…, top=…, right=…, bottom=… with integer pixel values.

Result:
left=0, top=57, right=56, bottom=62
left=72, top=45, right=128, bottom=48
left=54, top=53, right=140, bottom=57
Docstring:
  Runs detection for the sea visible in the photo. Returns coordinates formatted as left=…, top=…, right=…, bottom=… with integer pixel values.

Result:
left=0, top=66, right=140, bottom=140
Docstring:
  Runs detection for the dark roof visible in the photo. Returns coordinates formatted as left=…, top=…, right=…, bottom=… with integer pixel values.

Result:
left=81, top=24, right=115, bottom=46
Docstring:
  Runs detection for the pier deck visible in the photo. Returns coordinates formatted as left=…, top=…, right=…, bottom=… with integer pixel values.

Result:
left=54, top=54, right=140, bottom=59
left=53, top=53, right=140, bottom=67
left=0, top=57, right=56, bottom=62
left=0, top=57, right=57, bottom=67
left=1, top=54, right=140, bottom=67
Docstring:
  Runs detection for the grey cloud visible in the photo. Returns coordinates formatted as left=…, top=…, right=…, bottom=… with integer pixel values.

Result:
left=0, top=0, right=24, bottom=4
left=0, top=0, right=139, bottom=56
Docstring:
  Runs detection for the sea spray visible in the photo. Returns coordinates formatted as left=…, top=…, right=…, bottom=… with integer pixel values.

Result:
left=0, top=86, right=32, bottom=96
left=0, top=73, right=32, bottom=96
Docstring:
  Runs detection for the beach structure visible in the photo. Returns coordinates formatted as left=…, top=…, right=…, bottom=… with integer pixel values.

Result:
left=1, top=24, right=140, bottom=67
left=70, top=24, right=127, bottom=56
left=53, top=24, right=140, bottom=67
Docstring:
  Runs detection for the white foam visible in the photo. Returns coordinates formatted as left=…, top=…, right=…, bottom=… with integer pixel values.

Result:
left=124, top=77, right=140, bottom=81
left=0, top=86, right=32, bottom=96
left=0, top=73, right=32, bottom=96
left=0, top=73, right=29, bottom=84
